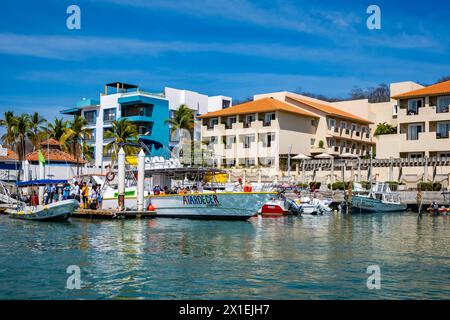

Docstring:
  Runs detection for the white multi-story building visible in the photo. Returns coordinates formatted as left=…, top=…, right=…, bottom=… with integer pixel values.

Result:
left=61, top=83, right=232, bottom=168
left=164, top=87, right=232, bottom=142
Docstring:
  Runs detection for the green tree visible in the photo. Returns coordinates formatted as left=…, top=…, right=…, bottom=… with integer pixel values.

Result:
left=104, top=118, right=139, bottom=161
left=374, top=122, right=397, bottom=136
left=28, top=112, right=47, bottom=151
left=47, top=117, right=69, bottom=141
left=61, top=116, right=91, bottom=175
left=165, top=104, right=195, bottom=137
left=0, top=111, right=16, bottom=148
left=11, top=114, right=31, bottom=181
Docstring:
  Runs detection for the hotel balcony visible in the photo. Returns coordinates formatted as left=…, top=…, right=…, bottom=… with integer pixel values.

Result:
left=327, top=127, right=371, bottom=143
left=202, top=119, right=277, bottom=137
left=207, top=140, right=276, bottom=161
left=398, top=132, right=450, bottom=153
left=397, top=106, right=450, bottom=124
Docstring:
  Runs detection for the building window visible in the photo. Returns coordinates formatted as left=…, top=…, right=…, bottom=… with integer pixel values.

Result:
left=437, top=96, right=450, bottom=113
left=103, top=108, right=116, bottom=122
left=209, top=118, right=218, bottom=129
left=264, top=113, right=275, bottom=126
left=241, top=135, right=255, bottom=149
left=239, top=158, right=255, bottom=167
left=259, top=157, right=275, bottom=167
left=222, top=100, right=231, bottom=109
left=393, top=104, right=398, bottom=117
left=407, top=123, right=423, bottom=140
left=408, top=152, right=424, bottom=159
left=327, top=138, right=335, bottom=147
left=328, top=118, right=336, bottom=129
left=122, top=104, right=153, bottom=117
left=310, top=138, right=316, bottom=146
left=259, top=133, right=275, bottom=148
left=244, top=114, right=255, bottom=128
left=340, top=121, right=347, bottom=134
left=224, top=136, right=236, bottom=149
left=407, top=99, right=422, bottom=115
left=83, top=110, right=97, bottom=124
left=227, top=116, right=237, bottom=129
left=225, top=158, right=236, bottom=167
left=437, top=122, right=450, bottom=139
left=438, top=152, right=450, bottom=159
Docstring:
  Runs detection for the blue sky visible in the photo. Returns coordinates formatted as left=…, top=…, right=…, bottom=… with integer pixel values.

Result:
left=0, top=0, right=449, bottom=123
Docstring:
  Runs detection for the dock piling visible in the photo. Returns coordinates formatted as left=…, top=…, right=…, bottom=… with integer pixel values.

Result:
left=118, top=147, right=125, bottom=211
left=137, top=149, right=145, bottom=211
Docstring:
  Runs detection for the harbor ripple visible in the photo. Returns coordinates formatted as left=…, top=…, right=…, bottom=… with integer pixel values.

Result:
left=0, top=213, right=449, bottom=299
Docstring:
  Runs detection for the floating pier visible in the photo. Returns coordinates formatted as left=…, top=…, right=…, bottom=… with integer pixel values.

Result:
left=73, top=209, right=156, bottom=219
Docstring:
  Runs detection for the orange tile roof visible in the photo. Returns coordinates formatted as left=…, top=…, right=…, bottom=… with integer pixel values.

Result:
left=0, top=148, right=18, bottom=161
left=26, top=149, right=86, bottom=164
left=286, top=95, right=373, bottom=124
left=40, top=138, right=61, bottom=146
left=199, top=98, right=319, bottom=119
left=392, top=80, right=450, bottom=99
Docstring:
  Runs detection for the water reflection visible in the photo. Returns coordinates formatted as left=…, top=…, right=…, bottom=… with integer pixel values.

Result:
left=0, top=213, right=449, bottom=299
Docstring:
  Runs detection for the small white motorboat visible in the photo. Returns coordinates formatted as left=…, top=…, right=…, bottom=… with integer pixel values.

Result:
left=7, top=199, right=79, bottom=221
left=293, top=196, right=332, bottom=215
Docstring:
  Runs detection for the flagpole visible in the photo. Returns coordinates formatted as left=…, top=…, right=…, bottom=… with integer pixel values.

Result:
left=38, top=149, right=45, bottom=204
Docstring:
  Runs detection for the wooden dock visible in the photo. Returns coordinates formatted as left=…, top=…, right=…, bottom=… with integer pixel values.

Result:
left=73, top=209, right=156, bottom=219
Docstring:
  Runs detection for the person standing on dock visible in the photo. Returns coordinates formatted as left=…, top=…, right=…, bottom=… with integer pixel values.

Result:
left=31, top=191, right=39, bottom=207
left=72, top=181, right=80, bottom=202
left=81, top=182, right=89, bottom=209
left=89, top=186, right=98, bottom=210
left=97, top=185, right=103, bottom=210
left=63, top=183, right=71, bottom=200
left=49, top=184, right=56, bottom=204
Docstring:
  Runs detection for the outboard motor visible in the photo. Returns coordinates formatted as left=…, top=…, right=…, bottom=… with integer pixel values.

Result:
left=284, top=198, right=303, bottom=216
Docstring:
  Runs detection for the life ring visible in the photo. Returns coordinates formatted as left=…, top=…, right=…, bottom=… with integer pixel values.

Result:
left=106, top=171, right=115, bottom=182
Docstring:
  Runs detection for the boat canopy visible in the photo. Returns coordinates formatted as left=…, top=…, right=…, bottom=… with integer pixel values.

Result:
left=16, top=179, right=68, bottom=187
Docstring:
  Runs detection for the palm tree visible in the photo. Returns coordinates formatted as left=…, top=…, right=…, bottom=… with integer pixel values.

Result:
left=104, top=118, right=139, bottom=161
left=165, top=104, right=195, bottom=138
left=165, top=105, right=196, bottom=164
left=10, top=114, right=31, bottom=181
left=28, top=112, right=47, bottom=151
left=47, top=117, right=68, bottom=141
left=60, top=116, right=91, bottom=175
left=0, top=111, right=16, bottom=149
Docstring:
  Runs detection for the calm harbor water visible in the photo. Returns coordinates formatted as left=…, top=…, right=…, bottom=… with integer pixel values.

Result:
left=0, top=212, right=449, bottom=299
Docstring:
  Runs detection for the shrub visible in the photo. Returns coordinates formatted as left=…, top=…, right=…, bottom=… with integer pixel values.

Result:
left=328, top=181, right=353, bottom=190
left=309, top=182, right=321, bottom=189
left=297, top=182, right=321, bottom=189
left=386, top=181, right=399, bottom=191
left=418, top=182, right=442, bottom=191
left=318, top=140, right=324, bottom=148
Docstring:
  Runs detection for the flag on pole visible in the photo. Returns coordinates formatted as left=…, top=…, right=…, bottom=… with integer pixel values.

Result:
left=38, top=149, right=46, bottom=166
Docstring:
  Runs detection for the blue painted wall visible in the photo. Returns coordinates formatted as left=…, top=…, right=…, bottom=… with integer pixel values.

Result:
left=118, top=95, right=170, bottom=158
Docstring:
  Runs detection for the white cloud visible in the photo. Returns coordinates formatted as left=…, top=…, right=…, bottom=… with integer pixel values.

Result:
left=96, top=0, right=445, bottom=51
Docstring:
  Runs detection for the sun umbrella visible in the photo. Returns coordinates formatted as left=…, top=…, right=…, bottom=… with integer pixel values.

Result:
left=340, top=153, right=359, bottom=158
left=314, top=153, right=333, bottom=159
left=292, top=153, right=311, bottom=160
